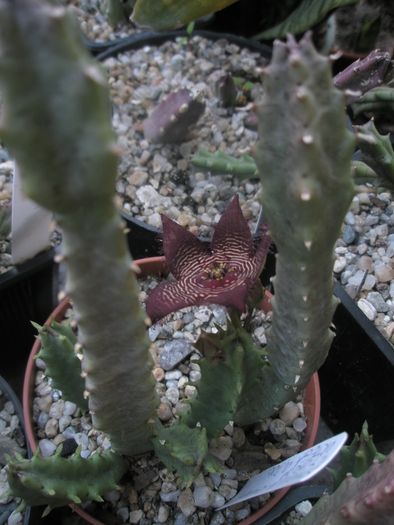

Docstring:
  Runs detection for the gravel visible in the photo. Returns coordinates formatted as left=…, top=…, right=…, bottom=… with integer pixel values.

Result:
left=334, top=189, right=394, bottom=345
left=61, top=0, right=141, bottom=43
left=103, top=35, right=268, bottom=238
left=0, top=387, right=27, bottom=525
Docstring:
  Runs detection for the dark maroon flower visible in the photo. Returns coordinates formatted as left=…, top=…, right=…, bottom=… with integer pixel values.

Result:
left=146, top=195, right=271, bottom=323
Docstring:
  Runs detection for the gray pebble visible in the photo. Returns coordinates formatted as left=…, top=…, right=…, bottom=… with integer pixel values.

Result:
left=293, top=418, right=307, bottom=432
left=37, top=412, right=50, bottom=430
left=269, top=419, right=286, bottom=435
left=160, top=340, right=194, bottom=370
left=194, top=486, right=216, bottom=508
left=366, top=292, right=389, bottom=313
left=38, top=439, right=56, bottom=458
left=342, top=225, right=358, bottom=245
left=160, top=489, right=181, bottom=502
left=116, top=507, right=129, bottom=523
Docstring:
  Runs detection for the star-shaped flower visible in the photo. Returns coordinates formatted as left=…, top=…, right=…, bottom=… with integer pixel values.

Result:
left=146, top=195, right=271, bottom=323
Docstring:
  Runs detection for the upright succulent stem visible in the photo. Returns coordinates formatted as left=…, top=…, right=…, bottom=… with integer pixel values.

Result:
left=0, top=0, right=158, bottom=455
left=236, top=33, right=356, bottom=423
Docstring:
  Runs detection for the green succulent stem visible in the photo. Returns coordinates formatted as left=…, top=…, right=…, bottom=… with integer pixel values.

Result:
left=5, top=446, right=127, bottom=516
left=237, top=32, right=356, bottom=422
left=0, top=0, right=158, bottom=456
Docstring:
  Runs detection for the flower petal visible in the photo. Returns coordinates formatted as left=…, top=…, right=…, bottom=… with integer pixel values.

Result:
left=210, top=194, right=254, bottom=259
left=161, top=215, right=209, bottom=279
left=146, top=275, right=250, bottom=323
left=251, top=224, right=272, bottom=278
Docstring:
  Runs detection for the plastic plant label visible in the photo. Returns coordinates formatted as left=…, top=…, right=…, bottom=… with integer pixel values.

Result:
left=11, top=162, right=52, bottom=264
left=218, top=432, right=348, bottom=510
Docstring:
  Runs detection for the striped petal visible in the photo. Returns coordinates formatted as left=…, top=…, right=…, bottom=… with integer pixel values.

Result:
left=211, top=194, right=254, bottom=259
left=146, top=274, right=251, bottom=324
left=162, top=215, right=209, bottom=280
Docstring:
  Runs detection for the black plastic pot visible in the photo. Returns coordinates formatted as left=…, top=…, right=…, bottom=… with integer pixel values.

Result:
left=0, top=375, right=32, bottom=525
left=254, top=485, right=331, bottom=525
left=97, top=29, right=272, bottom=267
left=318, top=281, right=394, bottom=443
left=0, top=248, right=58, bottom=399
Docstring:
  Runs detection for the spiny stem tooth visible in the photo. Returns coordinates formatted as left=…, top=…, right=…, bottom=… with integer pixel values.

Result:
left=129, top=262, right=141, bottom=274
left=329, top=50, right=343, bottom=61
left=302, top=134, right=314, bottom=145
left=107, top=143, right=125, bottom=156
left=58, top=290, right=67, bottom=301
left=356, top=132, right=377, bottom=144
left=45, top=5, right=66, bottom=18
left=54, top=253, right=65, bottom=263
left=296, top=87, right=307, bottom=100
left=289, top=54, right=301, bottom=66
left=83, top=64, right=107, bottom=86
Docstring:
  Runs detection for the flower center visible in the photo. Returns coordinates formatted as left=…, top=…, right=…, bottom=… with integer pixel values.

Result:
left=201, top=262, right=234, bottom=281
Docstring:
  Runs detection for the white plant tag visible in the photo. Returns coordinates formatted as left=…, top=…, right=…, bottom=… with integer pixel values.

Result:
left=11, top=162, right=52, bottom=264
left=218, top=432, right=348, bottom=510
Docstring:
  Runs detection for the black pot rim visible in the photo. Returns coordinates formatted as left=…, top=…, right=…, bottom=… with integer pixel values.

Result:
left=254, top=485, right=331, bottom=525
left=0, top=247, right=56, bottom=291
left=96, top=29, right=272, bottom=61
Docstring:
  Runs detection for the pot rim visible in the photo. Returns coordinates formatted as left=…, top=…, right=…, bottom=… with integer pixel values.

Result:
left=23, top=256, right=320, bottom=525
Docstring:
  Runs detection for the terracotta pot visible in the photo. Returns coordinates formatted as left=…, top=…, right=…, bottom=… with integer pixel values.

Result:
left=23, top=256, right=320, bottom=525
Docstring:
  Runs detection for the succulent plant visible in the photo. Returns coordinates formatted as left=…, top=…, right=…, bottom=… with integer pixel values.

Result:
left=32, top=318, right=89, bottom=415
left=353, top=119, right=394, bottom=190
left=215, top=72, right=238, bottom=108
left=327, top=422, right=386, bottom=491
left=350, top=86, right=394, bottom=119
left=300, top=423, right=392, bottom=525
left=0, top=0, right=389, bottom=520
left=143, top=87, right=205, bottom=143
left=190, top=148, right=258, bottom=181
left=332, top=50, right=392, bottom=104
left=5, top=446, right=127, bottom=516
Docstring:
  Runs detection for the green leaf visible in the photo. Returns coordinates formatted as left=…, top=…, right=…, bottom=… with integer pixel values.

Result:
left=132, top=0, right=239, bottom=32
left=253, top=0, right=359, bottom=40
left=186, top=21, right=195, bottom=36
left=190, top=148, right=258, bottom=181
left=352, top=15, right=381, bottom=53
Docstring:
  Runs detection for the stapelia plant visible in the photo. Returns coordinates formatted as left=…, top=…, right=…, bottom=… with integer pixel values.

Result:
left=0, top=0, right=382, bottom=518
left=299, top=423, right=394, bottom=524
